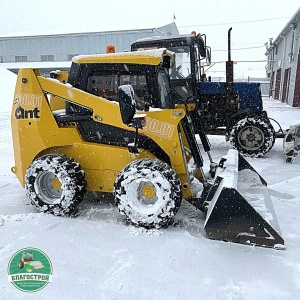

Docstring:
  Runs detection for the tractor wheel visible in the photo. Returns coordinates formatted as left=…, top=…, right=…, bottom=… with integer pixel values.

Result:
left=114, top=158, right=182, bottom=228
left=25, top=154, right=86, bottom=216
left=229, top=117, right=275, bottom=157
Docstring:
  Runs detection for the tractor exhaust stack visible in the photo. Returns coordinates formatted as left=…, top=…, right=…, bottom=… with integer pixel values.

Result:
left=226, top=27, right=234, bottom=84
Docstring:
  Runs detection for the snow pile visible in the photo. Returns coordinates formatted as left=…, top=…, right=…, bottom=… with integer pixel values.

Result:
left=0, top=67, right=17, bottom=112
left=216, top=149, right=239, bottom=188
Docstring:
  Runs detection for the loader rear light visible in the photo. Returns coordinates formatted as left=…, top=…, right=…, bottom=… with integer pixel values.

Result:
left=140, top=117, right=146, bottom=126
left=132, top=114, right=147, bottom=128
left=106, top=45, right=115, bottom=53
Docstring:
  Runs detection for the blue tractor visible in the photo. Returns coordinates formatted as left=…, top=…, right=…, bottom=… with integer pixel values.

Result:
left=131, top=28, right=276, bottom=157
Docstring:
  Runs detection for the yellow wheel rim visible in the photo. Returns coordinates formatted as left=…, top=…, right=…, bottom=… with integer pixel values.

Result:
left=51, top=177, right=62, bottom=190
left=141, top=185, right=156, bottom=199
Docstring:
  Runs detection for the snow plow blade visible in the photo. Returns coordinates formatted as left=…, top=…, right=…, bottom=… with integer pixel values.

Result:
left=204, top=149, right=284, bottom=249
left=283, top=124, right=300, bottom=163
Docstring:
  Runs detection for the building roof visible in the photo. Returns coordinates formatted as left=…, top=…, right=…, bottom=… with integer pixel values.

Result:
left=273, top=7, right=300, bottom=44
left=0, top=23, right=178, bottom=40
left=133, top=34, right=195, bottom=43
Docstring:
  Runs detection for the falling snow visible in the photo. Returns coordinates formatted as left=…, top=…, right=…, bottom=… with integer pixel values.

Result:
left=1, top=66, right=300, bottom=299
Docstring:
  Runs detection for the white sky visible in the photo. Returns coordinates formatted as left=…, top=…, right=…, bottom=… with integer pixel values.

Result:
left=0, top=0, right=299, bottom=78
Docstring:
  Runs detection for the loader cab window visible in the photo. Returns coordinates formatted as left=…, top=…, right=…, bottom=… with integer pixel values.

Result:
left=86, top=70, right=150, bottom=110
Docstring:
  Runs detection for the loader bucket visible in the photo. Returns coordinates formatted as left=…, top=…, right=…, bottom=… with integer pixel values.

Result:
left=204, top=149, right=284, bottom=249
left=283, top=124, right=300, bottom=163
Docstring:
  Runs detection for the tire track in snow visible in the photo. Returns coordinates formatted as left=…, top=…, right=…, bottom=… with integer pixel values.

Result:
left=100, top=260, right=132, bottom=291
left=269, top=177, right=300, bottom=206
left=0, top=183, right=11, bottom=189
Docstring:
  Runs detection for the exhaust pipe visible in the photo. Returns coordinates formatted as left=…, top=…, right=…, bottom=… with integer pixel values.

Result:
left=226, top=27, right=234, bottom=84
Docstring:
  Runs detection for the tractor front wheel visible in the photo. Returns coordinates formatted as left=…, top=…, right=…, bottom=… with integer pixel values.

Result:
left=229, top=117, right=275, bottom=157
left=25, top=154, right=86, bottom=216
left=114, top=158, right=182, bottom=228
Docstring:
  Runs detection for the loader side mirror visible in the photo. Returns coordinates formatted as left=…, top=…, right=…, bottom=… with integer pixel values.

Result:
left=118, top=85, right=136, bottom=125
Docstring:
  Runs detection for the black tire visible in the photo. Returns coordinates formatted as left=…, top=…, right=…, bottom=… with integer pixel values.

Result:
left=25, top=154, right=86, bottom=216
left=229, top=117, right=275, bottom=157
left=18, top=260, right=24, bottom=269
left=114, top=158, right=182, bottom=228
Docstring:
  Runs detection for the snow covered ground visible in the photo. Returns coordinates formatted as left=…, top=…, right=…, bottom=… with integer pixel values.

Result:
left=1, top=66, right=300, bottom=299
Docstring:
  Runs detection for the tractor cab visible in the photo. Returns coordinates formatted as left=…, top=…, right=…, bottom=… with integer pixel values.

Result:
left=131, top=31, right=277, bottom=158
left=131, top=34, right=211, bottom=103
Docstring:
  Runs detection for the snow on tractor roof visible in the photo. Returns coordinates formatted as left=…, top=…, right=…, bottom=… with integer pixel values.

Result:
left=133, top=34, right=195, bottom=43
left=72, top=48, right=175, bottom=66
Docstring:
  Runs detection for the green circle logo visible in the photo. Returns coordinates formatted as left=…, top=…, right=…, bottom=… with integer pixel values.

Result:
left=7, top=247, right=53, bottom=292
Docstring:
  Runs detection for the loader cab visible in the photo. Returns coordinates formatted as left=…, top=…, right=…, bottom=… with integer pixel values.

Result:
left=67, top=59, right=173, bottom=111
left=131, top=34, right=211, bottom=102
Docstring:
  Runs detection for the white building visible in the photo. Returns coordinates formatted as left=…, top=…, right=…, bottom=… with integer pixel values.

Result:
left=265, top=8, right=300, bottom=107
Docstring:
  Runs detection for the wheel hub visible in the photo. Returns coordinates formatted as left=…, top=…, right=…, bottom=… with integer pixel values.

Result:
left=246, top=132, right=256, bottom=142
left=238, top=126, right=264, bottom=150
left=141, top=185, right=155, bottom=199
left=138, top=182, right=158, bottom=205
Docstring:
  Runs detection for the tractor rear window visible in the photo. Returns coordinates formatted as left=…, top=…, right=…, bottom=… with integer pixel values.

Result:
left=87, top=73, right=150, bottom=110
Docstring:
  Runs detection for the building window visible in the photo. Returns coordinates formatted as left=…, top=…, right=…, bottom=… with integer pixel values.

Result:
left=41, top=55, right=54, bottom=62
left=68, top=54, right=79, bottom=61
left=15, top=56, right=27, bottom=62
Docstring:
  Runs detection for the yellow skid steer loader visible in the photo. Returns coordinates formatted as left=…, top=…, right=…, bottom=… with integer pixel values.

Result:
left=11, top=48, right=284, bottom=248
